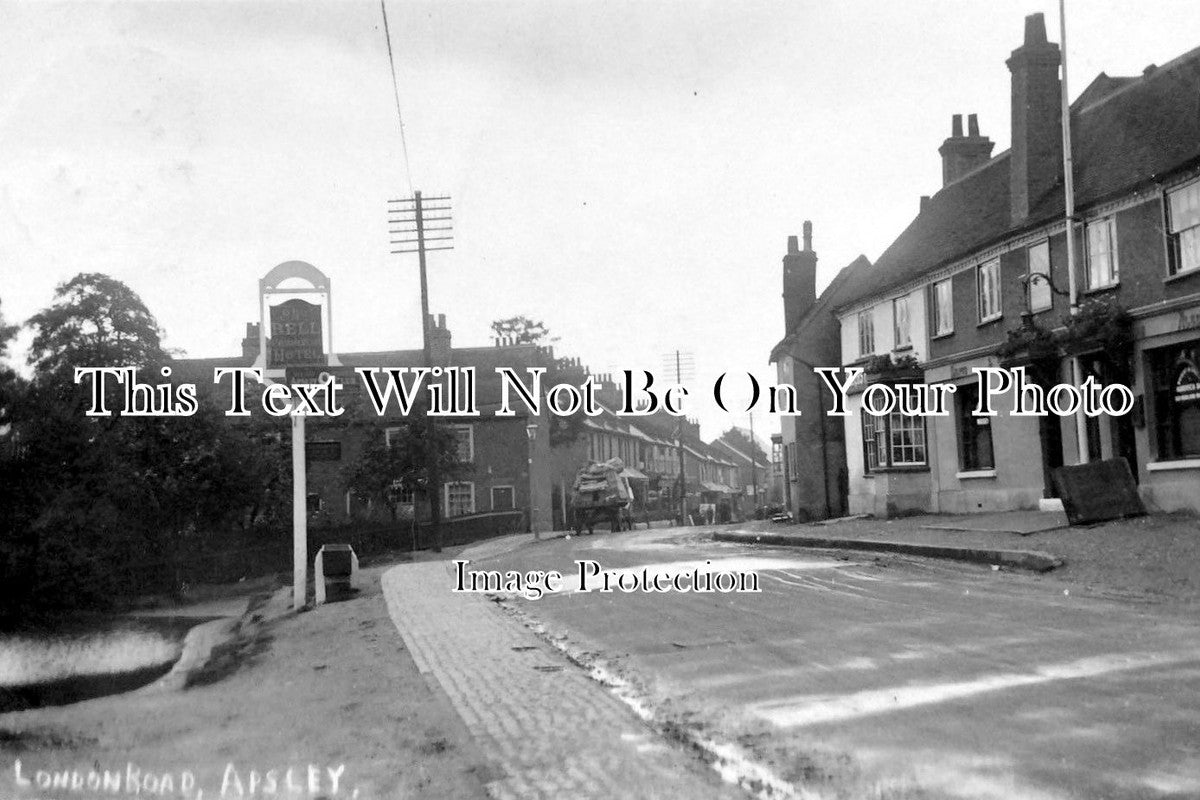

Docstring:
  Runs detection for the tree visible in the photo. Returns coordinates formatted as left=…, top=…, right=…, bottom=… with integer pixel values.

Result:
left=342, top=417, right=469, bottom=521
left=490, top=315, right=557, bottom=346
left=0, top=275, right=288, bottom=616
left=0, top=297, right=21, bottom=429
left=490, top=315, right=587, bottom=447
left=27, top=273, right=168, bottom=380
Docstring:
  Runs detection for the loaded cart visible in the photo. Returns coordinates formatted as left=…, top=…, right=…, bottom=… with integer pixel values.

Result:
left=571, top=458, right=634, bottom=535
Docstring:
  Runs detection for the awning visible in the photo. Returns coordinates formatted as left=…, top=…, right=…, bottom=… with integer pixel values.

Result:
left=700, top=481, right=727, bottom=493
left=620, top=466, right=650, bottom=481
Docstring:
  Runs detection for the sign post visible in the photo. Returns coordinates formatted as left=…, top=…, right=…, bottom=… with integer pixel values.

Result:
left=291, top=412, right=307, bottom=610
left=256, top=261, right=336, bottom=611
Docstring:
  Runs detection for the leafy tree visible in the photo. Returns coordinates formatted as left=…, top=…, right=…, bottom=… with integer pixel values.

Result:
left=342, top=417, right=469, bottom=521
left=27, top=273, right=168, bottom=380
left=0, top=298, right=21, bottom=428
left=490, top=315, right=588, bottom=447
left=490, top=315, right=557, bottom=346
left=0, top=275, right=288, bottom=616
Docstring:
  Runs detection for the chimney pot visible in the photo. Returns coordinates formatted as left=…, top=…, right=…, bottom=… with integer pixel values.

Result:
left=787, top=235, right=799, bottom=254
left=939, top=113, right=994, bottom=186
left=920, top=195, right=931, bottom=213
left=782, top=220, right=817, bottom=333
left=1024, top=12, right=1048, bottom=45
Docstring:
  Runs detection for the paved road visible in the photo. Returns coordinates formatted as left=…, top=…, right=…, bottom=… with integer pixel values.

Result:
left=473, top=526, right=1200, bottom=800
left=381, top=556, right=748, bottom=800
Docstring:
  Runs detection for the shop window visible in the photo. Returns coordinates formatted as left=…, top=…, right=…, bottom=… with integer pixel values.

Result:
left=1168, top=180, right=1200, bottom=276
left=1152, top=345, right=1200, bottom=460
left=956, top=382, right=995, bottom=471
left=444, top=481, right=475, bottom=517
left=977, top=259, right=1001, bottom=322
left=1085, top=217, right=1119, bottom=289
left=861, top=412, right=925, bottom=472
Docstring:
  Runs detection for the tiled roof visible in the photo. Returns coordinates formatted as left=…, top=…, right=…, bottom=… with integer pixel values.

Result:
left=835, top=43, right=1200, bottom=312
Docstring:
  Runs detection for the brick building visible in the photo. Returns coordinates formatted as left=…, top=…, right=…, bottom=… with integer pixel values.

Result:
left=819, top=14, right=1200, bottom=515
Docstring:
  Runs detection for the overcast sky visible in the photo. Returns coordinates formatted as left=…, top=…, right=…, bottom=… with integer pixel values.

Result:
left=2, top=1, right=1197, bottom=438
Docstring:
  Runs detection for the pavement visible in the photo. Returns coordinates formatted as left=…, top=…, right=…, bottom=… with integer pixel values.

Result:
left=723, top=510, right=1200, bottom=606
left=381, top=554, right=746, bottom=800
left=715, top=527, right=1063, bottom=572
left=415, top=522, right=1200, bottom=800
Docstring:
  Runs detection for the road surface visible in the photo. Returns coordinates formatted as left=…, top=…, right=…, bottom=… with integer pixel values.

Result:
left=471, top=526, right=1200, bottom=799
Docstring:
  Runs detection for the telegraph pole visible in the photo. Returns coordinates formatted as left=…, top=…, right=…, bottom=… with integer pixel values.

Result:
left=1059, top=0, right=1088, bottom=465
left=388, top=191, right=454, bottom=550
left=663, top=350, right=694, bottom=525
left=749, top=410, right=760, bottom=510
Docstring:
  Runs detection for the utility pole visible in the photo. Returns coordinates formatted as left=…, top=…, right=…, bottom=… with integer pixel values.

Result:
left=388, top=191, right=454, bottom=550
left=663, top=350, right=694, bottom=526
left=748, top=411, right=760, bottom=510
left=1059, top=0, right=1088, bottom=465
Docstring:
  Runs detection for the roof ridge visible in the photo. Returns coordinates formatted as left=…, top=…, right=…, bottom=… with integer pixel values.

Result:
left=1074, top=42, right=1200, bottom=115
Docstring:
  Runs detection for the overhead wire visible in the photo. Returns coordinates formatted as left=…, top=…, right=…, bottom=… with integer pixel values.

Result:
left=380, top=0, right=414, bottom=194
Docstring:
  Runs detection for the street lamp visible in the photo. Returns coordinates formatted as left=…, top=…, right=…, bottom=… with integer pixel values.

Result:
left=526, top=422, right=539, bottom=541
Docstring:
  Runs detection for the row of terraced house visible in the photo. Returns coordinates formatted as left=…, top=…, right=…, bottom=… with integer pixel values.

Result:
left=772, top=13, right=1200, bottom=519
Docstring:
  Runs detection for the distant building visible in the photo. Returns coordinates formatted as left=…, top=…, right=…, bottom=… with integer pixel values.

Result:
left=176, top=314, right=557, bottom=534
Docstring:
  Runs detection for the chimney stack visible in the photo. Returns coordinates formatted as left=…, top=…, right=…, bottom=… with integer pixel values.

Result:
left=429, top=313, right=452, bottom=366
left=782, top=221, right=817, bottom=334
left=241, top=322, right=260, bottom=360
left=938, top=113, right=994, bottom=186
left=1007, top=13, right=1062, bottom=223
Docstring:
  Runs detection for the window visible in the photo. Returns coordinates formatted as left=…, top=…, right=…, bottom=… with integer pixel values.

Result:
left=786, top=441, right=801, bottom=481
left=1085, top=217, right=1119, bottom=288
left=1027, top=241, right=1052, bottom=312
left=858, top=310, right=875, bottom=357
left=893, top=296, right=911, bottom=349
left=1151, top=344, right=1200, bottom=460
left=1168, top=181, right=1200, bottom=276
left=861, top=412, right=925, bottom=472
left=977, top=259, right=1001, bottom=322
left=931, top=279, right=953, bottom=336
left=449, top=424, right=474, bottom=462
left=444, top=481, right=475, bottom=516
left=956, top=382, right=995, bottom=471
left=384, top=426, right=403, bottom=448
left=491, top=485, right=515, bottom=510
left=389, top=480, right=415, bottom=504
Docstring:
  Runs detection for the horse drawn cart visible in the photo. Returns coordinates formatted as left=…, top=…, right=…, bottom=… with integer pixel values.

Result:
left=571, top=458, right=634, bottom=535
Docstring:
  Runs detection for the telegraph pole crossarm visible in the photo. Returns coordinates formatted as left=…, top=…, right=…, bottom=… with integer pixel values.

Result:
left=388, top=190, right=455, bottom=551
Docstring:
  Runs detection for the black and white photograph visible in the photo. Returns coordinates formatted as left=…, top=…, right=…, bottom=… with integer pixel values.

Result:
left=2, top=1, right=1200, bottom=798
